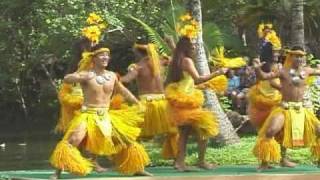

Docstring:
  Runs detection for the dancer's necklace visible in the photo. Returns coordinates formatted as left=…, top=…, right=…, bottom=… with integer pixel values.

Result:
left=90, top=71, right=112, bottom=85
left=289, top=68, right=306, bottom=86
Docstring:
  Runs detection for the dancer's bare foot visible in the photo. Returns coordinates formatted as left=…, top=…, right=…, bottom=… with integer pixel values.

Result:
left=257, top=162, right=274, bottom=171
left=197, top=162, right=217, bottom=170
left=94, top=165, right=109, bottom=173
left=134, top=171, right=153, bottom=176
left=49, top=174, right=59, bottom=180
left=49, top=170, right=61, bottom=180
left=280, top=158, right=297, bottom=168
left=92, top=160, right=109, bottom=173
left=174, top=163, right=193, bottom=172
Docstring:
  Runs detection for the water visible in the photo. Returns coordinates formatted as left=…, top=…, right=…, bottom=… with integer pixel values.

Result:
left=0, top=133, right=58, bottom=171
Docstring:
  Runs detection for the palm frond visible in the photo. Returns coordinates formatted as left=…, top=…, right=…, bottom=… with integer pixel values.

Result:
left=202, top=22, right=224, bottom=52
left=128, top=15, right=171, bottom=55
left=162, top=1, right=186, bottom=42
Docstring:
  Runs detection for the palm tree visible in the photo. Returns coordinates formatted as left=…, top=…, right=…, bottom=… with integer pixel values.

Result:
left=186, top=0, right=240, bottom=144
left=291, top=0, right=305, bottom=47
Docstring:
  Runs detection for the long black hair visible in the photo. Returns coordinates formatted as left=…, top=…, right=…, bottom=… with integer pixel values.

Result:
left=67, top=38, right=92, bottom=73
left=260, top=41, right=273, bottom=72
left=166, top=36, right=193, bottom=84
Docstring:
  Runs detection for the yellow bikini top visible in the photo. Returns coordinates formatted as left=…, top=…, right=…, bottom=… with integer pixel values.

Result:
left=176, top=71, right=195, bottom=94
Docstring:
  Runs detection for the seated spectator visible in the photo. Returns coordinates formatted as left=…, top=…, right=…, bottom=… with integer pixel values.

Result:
left=237, top=66, right=256, bottom=114
left=226, top=69, right=241, bottom=111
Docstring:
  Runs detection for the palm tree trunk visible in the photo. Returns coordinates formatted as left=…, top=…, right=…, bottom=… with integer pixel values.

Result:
left=186, top=0, right=240, bottom=144
left=291, top=0, right=305, bottom=48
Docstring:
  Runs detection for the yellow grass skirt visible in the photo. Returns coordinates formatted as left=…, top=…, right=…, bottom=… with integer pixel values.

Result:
left=50, top=108, right=115, bottom=176
left=248, top=81, right=282, bottom=128
left=139, top=94, right=177, bottom=138
left=113, top=142, right=150, bottom=174
left=50, top=140, right=93, bottom=176
left=161, top=133, right=179, bottom=159
left=253, top=105, right=320, bottom=162
left=50, top=107, right=149, bottom=175
left=165, top=83, right=219, bottom=139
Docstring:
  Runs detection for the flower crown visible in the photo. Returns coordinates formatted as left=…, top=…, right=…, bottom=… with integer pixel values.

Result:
left=78, top=48, right=110, bottom=71
left=81, top=12, right=108, bottom=43
left=176, top=13, right=199, bottom=39
left=257, top=23, right=281, bottom=50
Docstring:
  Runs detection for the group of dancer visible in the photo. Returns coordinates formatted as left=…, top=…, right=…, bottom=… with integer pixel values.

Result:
left=48, top=13, right=320, bottom=179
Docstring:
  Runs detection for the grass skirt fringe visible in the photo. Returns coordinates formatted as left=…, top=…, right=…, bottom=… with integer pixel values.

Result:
left=161, top=133, right=179, bottom=159
left=139, top=95, right=177, bottom=138
left=165, top=83, right=219, bottom=139
left=311, top=139, right=320, bottom=160
left=64, top=111, right=117, bottom=156
left=50, top=141, right=93, bottom=176
left=253, top=138, right=281, bottom=163
left=113, top=142, right=150, bottom=174
left=109, top=108, right=144, bottom=151
left=197, top=75, right=228, bottom=94
left=55, top=83, right=83, bottom=133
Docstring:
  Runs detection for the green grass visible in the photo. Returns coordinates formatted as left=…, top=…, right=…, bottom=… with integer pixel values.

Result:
left=144, top=136, right=315, bottom=166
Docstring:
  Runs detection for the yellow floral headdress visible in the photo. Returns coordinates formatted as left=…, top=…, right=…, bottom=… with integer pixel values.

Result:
left=211, top=46, right=246, bottom=68
left=257, top=23, right=281, bottom=50
left=176, top=13, right=199, bottom=39
left=81, top=12, right=108, bottom=43
left=78, top=48, right=110, bottom=71
left=133, top=43, right=160, bottom=76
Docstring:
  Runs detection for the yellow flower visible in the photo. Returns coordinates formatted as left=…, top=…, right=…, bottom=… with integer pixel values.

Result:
left=257, top=23, right=274, bottom=38
left=265, top=23, right=273, bottom=29
left=257, top=23, right=265, bottom=38
left=86, top=12, right=103, bottom=25
left=175, top=23, right=181, bottom=32
left=179, top=13, right=192, bottom=21
left=81, top=25, right=101, bottom=43
left=179, top=24, right=198, bottom=39
left=190, top=19, right=198, bottom=26
left=98, top=23, right=108, bottom=30
left=265, top=30, right=281, bottom=50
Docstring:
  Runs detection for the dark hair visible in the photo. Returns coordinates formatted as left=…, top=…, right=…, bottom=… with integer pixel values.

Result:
left=260, top=41, right=273, bottom=72
left=68, top=38, right=105, bottom=72
left=133, top=47, right=147, bottom=59
left=66, top=38, right=92, bottom=73
left=291, top=46, right=304, bottom=51
left=90, top=43, right=106, bottom=52
left=166, top=36, right=193, bottom=84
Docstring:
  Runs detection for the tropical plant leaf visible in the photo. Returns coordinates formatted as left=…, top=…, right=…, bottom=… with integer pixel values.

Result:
left=128, top=15, right=171, bottom=55
left=202, top=22, right=224, bottom=53
left=161, top=0, right=186, bottom=42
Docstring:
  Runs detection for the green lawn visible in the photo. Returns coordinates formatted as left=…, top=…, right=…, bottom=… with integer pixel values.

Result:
left=145, top=136, right=316, bottom=166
